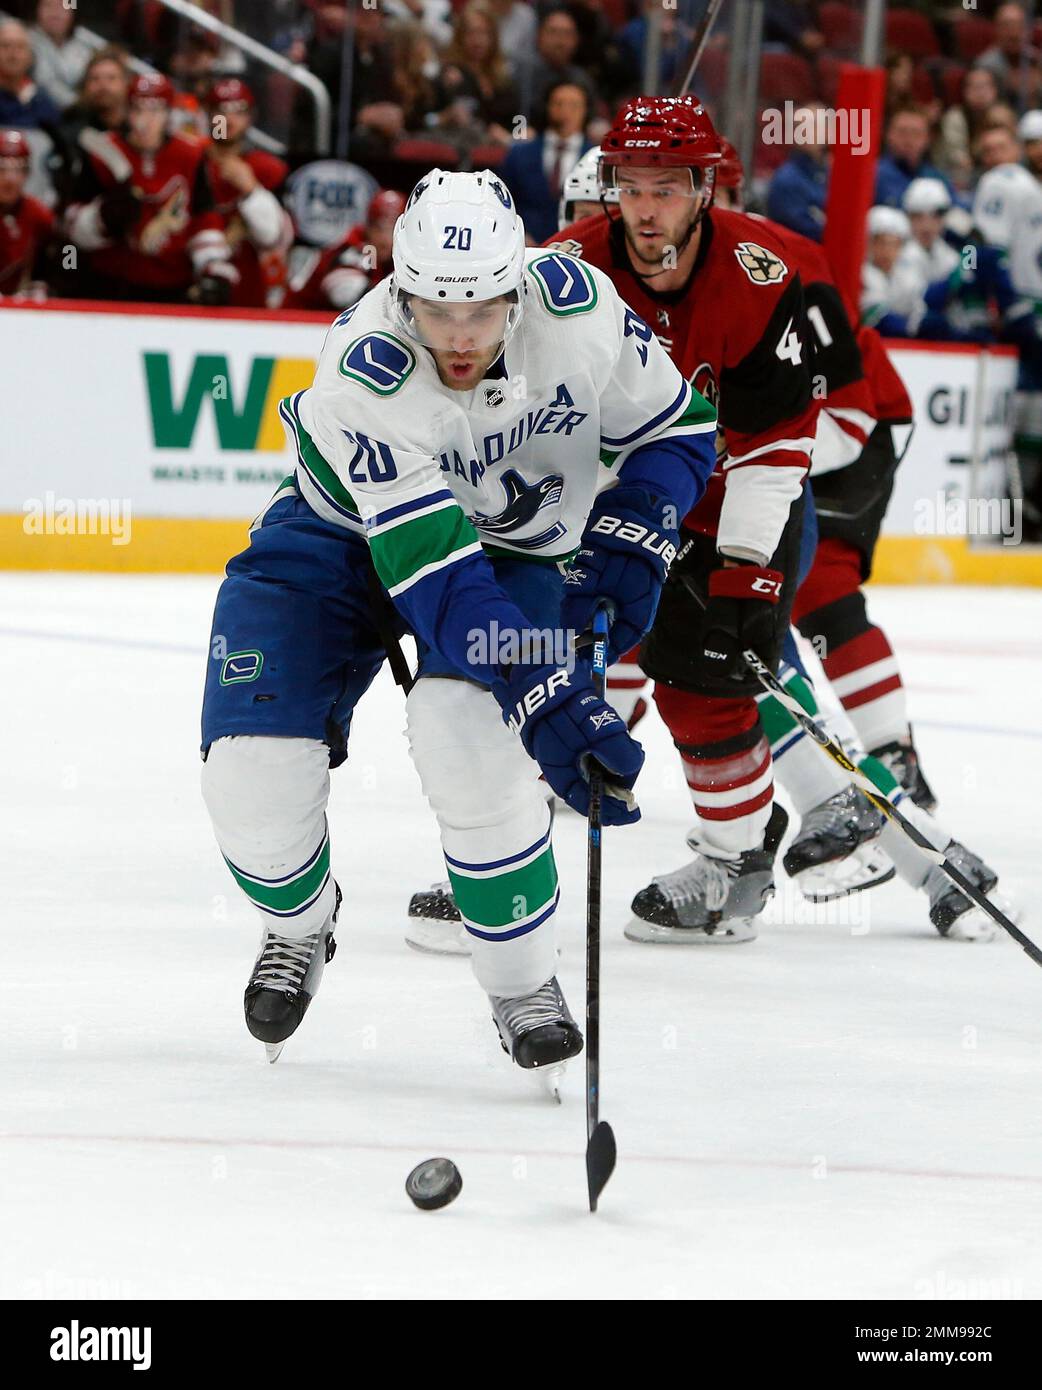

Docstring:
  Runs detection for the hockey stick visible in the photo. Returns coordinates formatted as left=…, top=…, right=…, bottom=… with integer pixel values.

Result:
left=740, top=645, right=1042, bottom=967
left=585, top=604, right=617, bottom=1211
left=674, top=0, right=726, bottom=97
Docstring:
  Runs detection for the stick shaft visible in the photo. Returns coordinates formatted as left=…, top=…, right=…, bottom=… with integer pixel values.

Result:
left=586, top=610, right=609, bottom=1140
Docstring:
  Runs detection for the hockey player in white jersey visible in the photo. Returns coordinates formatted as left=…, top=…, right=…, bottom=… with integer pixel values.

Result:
left=200, top=170, right=717, bottom=1069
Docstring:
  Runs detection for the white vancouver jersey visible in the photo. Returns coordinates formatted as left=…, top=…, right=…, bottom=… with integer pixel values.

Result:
left=973, top=162, right=1042, bottom=300
left=280, top=250, right=714, bottom=597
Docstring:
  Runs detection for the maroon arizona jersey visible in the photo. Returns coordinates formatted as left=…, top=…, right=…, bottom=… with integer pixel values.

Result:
left=550, top=207, right=820, bottom=560
left=283, top=223, right=391, bottom=312
left=69, top=131, right=225, bottom=292
left=0, top=194, right=53, bottom=294
left=207, top=147, right=289, bottom=307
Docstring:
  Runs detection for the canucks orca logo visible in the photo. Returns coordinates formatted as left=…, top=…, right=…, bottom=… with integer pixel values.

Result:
left=488, top=177, right=512, bottom=210
left=407, top=177, right=428, bottom=209
left=472, top=468, right=566, bottom=550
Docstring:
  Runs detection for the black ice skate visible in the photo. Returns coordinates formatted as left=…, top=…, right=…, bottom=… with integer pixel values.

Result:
left=869, top=730, right=937, bottom=812
left=782, top=786, right=895, bottom=902
left=490, top=975, right=583, bottom=1100
left=925, top=841, right=1011, bottom=942
left=405, top=880, right=469, bottom=957
left=244, top=884, right=340, bottom=1062
left=626, top=803, right=788, bottom=944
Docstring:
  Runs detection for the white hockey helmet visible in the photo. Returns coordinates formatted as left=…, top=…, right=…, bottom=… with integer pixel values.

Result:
left=1018, top=109, right=1042, bottom=142
left=867, top=205, right=910, bottom=239
left=391, top=168, right=527, bottom=349
left=558, top=146, right=616, bottom=228
left=902, top=177, right=951, bottom=215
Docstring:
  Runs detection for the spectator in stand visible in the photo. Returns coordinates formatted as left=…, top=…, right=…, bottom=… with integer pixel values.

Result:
left=168, top=31, right=223, bottom=137
left=861, top=205, right=925, bottom=336
left=382, top=0, right=453, bottom=47
left=763, top=0, right=825, bottom=60
left=875, top=107, right=954, bottom=209
left=386, top=21, right=440, bottom=136
left=0, top=17, right=59, bottom=206
left=0, top=126, right=53, bottom=297
left=432, top=2, right=521, bottom=148
left=934, top=66, right=1001, bottom=191
left=29, top=0, right=92, bottom=111
left=514, top=8, right=588, bottom=123
left=974, top=123, right=1022, bottom=174
left=284, top=187, right=405, bottom=311
left=617, top=1, right=694, bottom=94
left=64, top=72, right=237, bottom=305
left=488, top=0, right=537, bottom=75
left=976, top=3, right=1041, bottom=108
left=500, top=77, right=591, bottom=244
left=765, top=102, right=829, bottom=242
left=0, top=18, right=60, bottom=128
left=52, top=47, right=131, bottom=204
left=205, top=78, right=292, bottom=308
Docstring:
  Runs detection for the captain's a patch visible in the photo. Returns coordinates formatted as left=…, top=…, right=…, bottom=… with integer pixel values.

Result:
left=734, top=241, right=788, bottom=285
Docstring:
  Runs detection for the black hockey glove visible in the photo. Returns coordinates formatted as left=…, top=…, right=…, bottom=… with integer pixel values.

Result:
left=560, top=485, right=679, bottom=665
left=192, top=272, right=233, bottom=307
left=696, top=562, right=784, bottom=682
left=97, top=183, right=140, bottom=238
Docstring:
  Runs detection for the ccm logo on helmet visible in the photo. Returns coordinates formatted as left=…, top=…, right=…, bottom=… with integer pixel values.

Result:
left=506, top=669, right=571, bottom=733
left=590, top=515, right=677, bottom=564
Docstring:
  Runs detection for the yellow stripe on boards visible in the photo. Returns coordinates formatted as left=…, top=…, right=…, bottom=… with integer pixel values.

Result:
left=3, top=518, right=1042, bottom=583
left=0, top=514, right=250, bottom=573
left=870, top=537, right=1042, bottom=587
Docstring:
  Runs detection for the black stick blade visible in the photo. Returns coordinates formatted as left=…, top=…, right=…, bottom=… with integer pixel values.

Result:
left=586, top=1121, right=617, bottom=1212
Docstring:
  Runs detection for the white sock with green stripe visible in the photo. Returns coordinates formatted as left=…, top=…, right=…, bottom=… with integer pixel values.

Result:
left=407, top=678, right=559, bottom=998
left=202, top=735, right=338, bottom=937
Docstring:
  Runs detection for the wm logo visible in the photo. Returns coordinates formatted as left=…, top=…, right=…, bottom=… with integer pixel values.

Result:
left=144, top=353, right=315, bottom=450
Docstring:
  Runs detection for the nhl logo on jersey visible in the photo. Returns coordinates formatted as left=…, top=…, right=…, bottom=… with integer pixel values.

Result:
left=484, top=386, right=505, bottom=408
left=734, top=242, right=788, bottom=285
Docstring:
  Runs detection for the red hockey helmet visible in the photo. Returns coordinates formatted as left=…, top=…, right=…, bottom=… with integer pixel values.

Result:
left=0, top=128, right=31, bottom=168
left=716, top=138, right=743, bottom=190
left=367, top=188, right=407, bottom=225
left=128, top=72, right=175, bottom=108
left=207, top=77, right=255, bottom=112
left=601, top=95, right=722, bottom=171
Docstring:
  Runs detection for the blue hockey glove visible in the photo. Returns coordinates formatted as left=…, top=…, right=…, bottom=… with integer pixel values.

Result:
left=494, top=663, right=644, bottom=824
left=561, top=485, right=679, bottom=664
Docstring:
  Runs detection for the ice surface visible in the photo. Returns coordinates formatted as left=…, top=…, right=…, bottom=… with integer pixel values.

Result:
left=2, top=575, right=1041, bottom=1300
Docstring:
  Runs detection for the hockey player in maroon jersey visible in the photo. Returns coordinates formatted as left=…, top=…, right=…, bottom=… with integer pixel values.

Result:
left=715, top=140, right=939, bottom=809
left=283, top=187, right=406, bottom=313
left=204, top=78, right=292, bottom=309
left=0, top=128, right=53, bottom=297
left=64, top=72, right=237, bottom=304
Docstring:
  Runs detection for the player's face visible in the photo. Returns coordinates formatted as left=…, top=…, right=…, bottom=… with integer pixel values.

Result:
left=128, top=103, right=169, bottom=151
left=409, top=295, right=511, bottom=390
left=1024, top=138, right=1042, bottom=174
left=909, top=210, right=942, bottom=247
left=569, top=198, right=601, bottom=221
left=615, top=166, right=703, bottom=268
left=212, top=107, right=251, bottom=144
left=0, top=162, right=25, bottom=206
left=871, top=233, right=904, bottom=274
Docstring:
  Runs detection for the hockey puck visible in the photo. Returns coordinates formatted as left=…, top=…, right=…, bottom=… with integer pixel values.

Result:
left=406, top=1157, right=462, bottom=1211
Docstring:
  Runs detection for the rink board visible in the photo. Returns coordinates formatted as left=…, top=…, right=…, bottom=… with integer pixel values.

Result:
left=1, top=299, right=1038, bottom=583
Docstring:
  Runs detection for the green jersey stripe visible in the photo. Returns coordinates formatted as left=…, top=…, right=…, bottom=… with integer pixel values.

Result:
left=370, top=502, right=482, bottom=593
left=223, top=836, right=331, bottom=914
